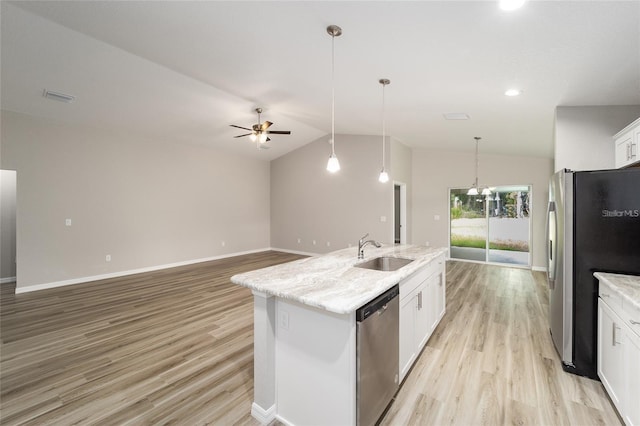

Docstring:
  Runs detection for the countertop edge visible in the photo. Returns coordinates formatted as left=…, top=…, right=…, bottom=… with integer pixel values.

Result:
left=594, top=271, right=640, bottom=311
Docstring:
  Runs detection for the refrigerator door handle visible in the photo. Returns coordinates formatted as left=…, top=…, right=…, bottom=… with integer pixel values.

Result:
left=547, top=201, right=557, bottom=289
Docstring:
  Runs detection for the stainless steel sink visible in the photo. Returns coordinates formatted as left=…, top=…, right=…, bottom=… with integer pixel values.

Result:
left=354, top=256, right=413, bottom=272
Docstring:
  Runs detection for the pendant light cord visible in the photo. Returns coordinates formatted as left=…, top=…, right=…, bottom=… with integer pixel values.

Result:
left=382, top=83, right=386, bottom=168
left=331, top=33, right=336, bottom=156
left=475, top=137, right=480, bottom=188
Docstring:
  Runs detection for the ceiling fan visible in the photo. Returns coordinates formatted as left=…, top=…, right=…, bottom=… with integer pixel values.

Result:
left=230, top=108, right=291, bottom=149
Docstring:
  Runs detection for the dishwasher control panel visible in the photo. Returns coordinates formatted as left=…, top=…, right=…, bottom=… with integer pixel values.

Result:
left=356, top=284, right=399, bottom=322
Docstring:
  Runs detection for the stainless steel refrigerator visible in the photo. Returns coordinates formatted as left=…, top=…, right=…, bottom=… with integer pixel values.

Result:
left=547, top=168, right=640, bottom=379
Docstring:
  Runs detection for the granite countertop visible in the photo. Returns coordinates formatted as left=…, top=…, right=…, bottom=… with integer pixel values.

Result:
left=231, top=245, right=447, bottom=315
left=594, top=272, right=640, bottom=310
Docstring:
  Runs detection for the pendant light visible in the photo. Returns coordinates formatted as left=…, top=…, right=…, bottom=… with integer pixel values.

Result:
left=467, top=136, right=491, bottom=196
left=378, top=78, right=390, bottom=183
left=326, top=25, right=342, bottom=173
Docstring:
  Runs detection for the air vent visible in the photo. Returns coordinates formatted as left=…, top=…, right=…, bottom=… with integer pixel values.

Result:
left=43, top=89, right=75, bottom=103
left=443, top=113, right=470, bottom=120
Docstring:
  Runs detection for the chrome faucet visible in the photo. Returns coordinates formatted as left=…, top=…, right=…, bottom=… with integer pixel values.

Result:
left=358, top=233, right=382, bottom=259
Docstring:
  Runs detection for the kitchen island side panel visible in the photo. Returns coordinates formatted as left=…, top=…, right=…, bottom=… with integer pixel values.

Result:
left=275, top=298, right=357, bottom=426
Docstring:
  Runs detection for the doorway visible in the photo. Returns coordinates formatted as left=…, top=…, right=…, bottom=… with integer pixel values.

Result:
left=449, top=185, right=531, bottom=266
left=394, top=182, right=407, bottom=244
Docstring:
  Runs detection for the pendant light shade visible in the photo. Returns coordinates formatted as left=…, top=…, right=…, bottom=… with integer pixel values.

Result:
left=327, top=152, right=340, bottom=173
left=468, top=136, right=491, bottom=196
left=326, top=25, right=342, bottom=173
left=378, top=78, right=390, bottom=183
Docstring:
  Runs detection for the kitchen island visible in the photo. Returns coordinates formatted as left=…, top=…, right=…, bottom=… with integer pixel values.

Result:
left=231, top=245, right=447, bottom=426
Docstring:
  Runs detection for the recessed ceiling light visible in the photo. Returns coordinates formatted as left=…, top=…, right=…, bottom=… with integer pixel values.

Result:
left=499, top=0, right=526, bottom=11
left=443, top=113, right=470, bottom=120
left=505, top=89, right=522, bottom=97
left=43, top=89, right=75, bottom=103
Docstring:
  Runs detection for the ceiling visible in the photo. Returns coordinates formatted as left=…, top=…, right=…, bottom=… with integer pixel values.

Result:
left=2, top=1, right=639, bottom=161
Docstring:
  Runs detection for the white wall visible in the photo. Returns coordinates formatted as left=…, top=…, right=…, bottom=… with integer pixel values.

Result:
left=270, top=134, right=395, bottom=254
left=1, top=170, right=17, bottom=281
left=1, top=110, right=271, bottom=291
left=412, top=149, right=553, bottom=270
left=554, top=105, right=640, bottom=172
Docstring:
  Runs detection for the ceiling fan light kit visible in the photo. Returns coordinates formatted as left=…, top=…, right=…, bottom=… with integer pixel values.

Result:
left=230, top=107, right=291, bottom=149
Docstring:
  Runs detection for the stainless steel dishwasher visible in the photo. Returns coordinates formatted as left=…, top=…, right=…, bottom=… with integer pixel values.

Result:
left=356, top=284, right=399, bottom=426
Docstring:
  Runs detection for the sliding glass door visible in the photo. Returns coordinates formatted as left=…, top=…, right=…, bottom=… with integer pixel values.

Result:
left=449, top=189, right=488, bottom=261
left=449, top=185, right=531, bottom=266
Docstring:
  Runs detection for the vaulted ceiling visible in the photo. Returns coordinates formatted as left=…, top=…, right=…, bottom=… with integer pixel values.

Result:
left=2, top=1, right=639, bottom=160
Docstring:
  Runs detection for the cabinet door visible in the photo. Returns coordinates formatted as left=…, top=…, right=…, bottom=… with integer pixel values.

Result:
left=425, top=274, right=439, bottom=335
left=615, top=131, right=633, bottom=168
left=415, top=280, right=431, bottom=351
left=399, top=292, right=417, bottom=381
left=434, top=272, right=445, bottom=324
left=633, top=125, right=640, bottom=165
left=624, top=326, right=640, bottom=426
left=597, top=299, right=624, bottom=410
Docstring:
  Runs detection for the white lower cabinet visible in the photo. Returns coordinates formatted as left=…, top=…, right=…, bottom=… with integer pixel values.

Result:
left=399, top=254, right=445, bottom=382
left=597, top=279, right=640, bottom=426
left=431, top=270, right=445, bottom=331
left=399, top=290, right=418, bottom=379
left=624, top=326, right=640, bottom=426
left=597, top=299, right=624, bottom=409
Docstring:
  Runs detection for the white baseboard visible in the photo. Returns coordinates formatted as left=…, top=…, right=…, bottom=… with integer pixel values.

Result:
left=251, top=402, right=276, bottom=425
left=270, top=247, right=319, bottom=257
left=14, top=248, right=271, bottom=294
left=1, top=276, right=16, bottom=284
left=532, top=266, right=548, bottom=272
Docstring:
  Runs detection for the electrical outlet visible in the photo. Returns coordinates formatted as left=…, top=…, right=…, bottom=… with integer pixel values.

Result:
left=380, top=216, right=387, bottom=222
left=105, top=254, right=111, bottom=262
left=326, top=241, right=331, bottom=247
left=312, top=240, right=316, bottom=245
left=425, top=241, right=430, bottom=247
left=65, top=219, right=72, bottom=227
left=221, top=241, right=226, bottom=247
left=297, top=238, right=301, bottom=244
left=434, top=215, right=440, bottom=221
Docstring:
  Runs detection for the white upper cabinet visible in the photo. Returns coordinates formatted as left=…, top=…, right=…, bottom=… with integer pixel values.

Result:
left=614, top=118, right=640, bottom=169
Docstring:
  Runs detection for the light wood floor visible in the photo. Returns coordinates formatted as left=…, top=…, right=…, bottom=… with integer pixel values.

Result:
left=1, top=253, right=621, bottom=425
left=381, top=261, right=622, bottom=426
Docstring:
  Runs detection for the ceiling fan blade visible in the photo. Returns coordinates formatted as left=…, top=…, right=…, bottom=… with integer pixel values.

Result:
left=230, top=124, right=252, bottom=131
left=266, top=130, right=291, bottom=135
left=234, top=133, right=252, bottom=138
left=261, top=121, right=273, bottom=131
